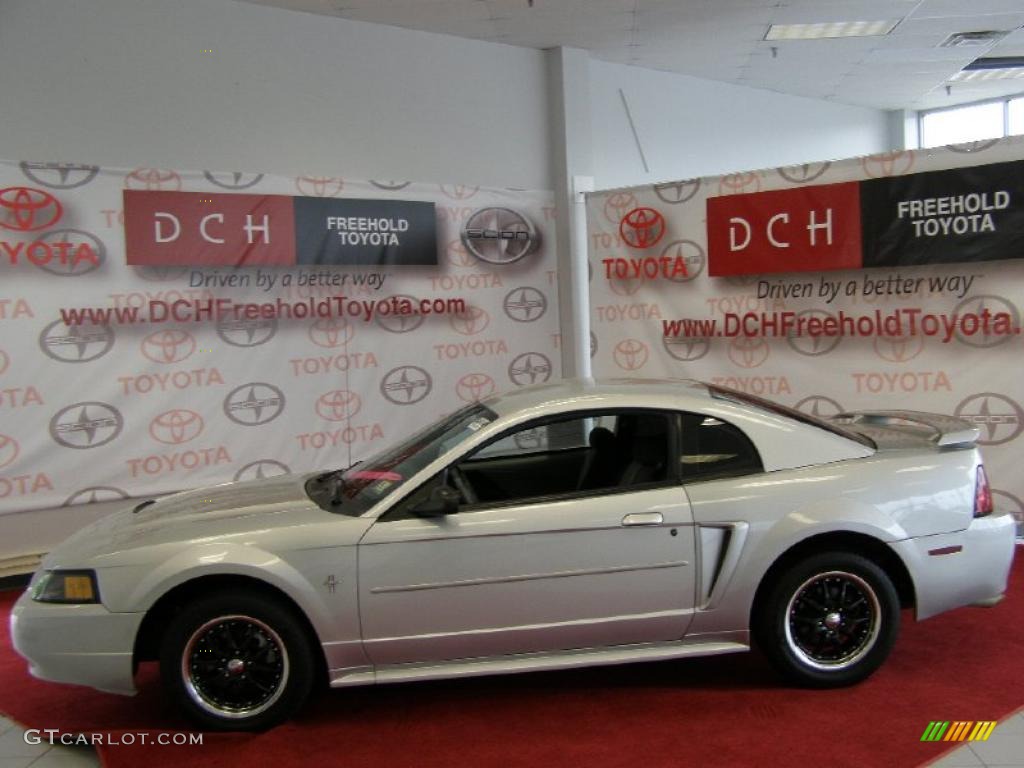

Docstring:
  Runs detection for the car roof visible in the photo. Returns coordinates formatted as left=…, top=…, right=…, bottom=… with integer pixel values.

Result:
left=483, top=378, right=713, bottom=417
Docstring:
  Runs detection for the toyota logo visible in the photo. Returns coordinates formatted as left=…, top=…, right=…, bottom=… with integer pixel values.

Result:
left=503, top=287, right=548, bottom=322
left=0, top=349, right=8, bottom=375
left=20, top=162, right=100, bottom=189
left=450, top=306, right=490, bottom=336
left=653, top=179, right=701, bottom=205
left=141, top=329, right=196, bottom=364
left=217, top=316, right=277, bottom=347
left=607, top=274, right=644, bottom=296
left=456, top=373, right=497, bottom=402
left=953, top=295, right=1019, bottom=348
left=316, top=389, right=362, bottom=422
left=719, top=173, right=761, bottom=195
left=375, top=294, right=426, bottom=333
left=461, top=208, right=540, bottom=265
left=954, top=393, right=1024, bottom=446
left=794, top=395, right=845, bottom=419
left=150, top=409, right=204, bottom=445
left=602, top=192, right=638, bottom=225
left=223, top=383, right=285, bottom=426
left=63, top=486, right=130, bottom=506
left=619, top=207, right=666, bottom=249
left=0, top=434, right=19, bottom=470
left=125, top=168, right=181, bottom=191
left=786, top=310, right=841, bottom=356
left=296, top=176, right=343, bottom=197
left=0, top=187, right=63, bottom=231
left=439, top=184, right=478, bottom=200
left=39, top=320, right=115, bottom=364
left=50, top=402, right=124, bottom=449
left=135, top=266, right=189, bottom=282
left=447, top=238, right=477, bottom=268
left=777, top=162, right=831, bottom=184
left=861, top=152, right=914, bottom=178
left=508, top=352, right=553, bottom=386
left=660, top=239, right=705, bottom=283
left=309, top=317, right=355, bottom=348
left=728, top=337, right=770, bottom=369
left=873, top=333, right=924, bottom=363
left=203, top=171, right=264, bottom=190
left=370, top=180, right=411, bottom=191
left=613, top=339, right=649, bottom=371
left=380, top=366, right=432, bottom=405
left=663, top=336, right=710, bottom=362
left=30, top=229, right=106, bottom=277
left=234, top=460, right=291, bottom=482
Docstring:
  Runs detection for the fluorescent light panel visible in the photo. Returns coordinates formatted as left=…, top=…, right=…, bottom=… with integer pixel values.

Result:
left=765, top=20, right=899, bottom=40
left=950, top=67, right=1024, bottom=82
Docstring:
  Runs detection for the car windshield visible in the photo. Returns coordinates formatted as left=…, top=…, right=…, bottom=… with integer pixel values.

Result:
left=315, top=402, right=498, bottom=516
left=708, top=384, right=876, bottom=449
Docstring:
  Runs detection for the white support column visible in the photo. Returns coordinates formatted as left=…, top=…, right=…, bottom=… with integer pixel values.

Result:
left=547, top=46, right=593, bottom=379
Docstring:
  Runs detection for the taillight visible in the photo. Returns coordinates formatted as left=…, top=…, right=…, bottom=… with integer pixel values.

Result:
left=974, top=464, right=994, bottom=518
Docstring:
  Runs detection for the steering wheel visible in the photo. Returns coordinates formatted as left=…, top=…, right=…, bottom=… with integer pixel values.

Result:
left=449, top=465, right=477, bottom=505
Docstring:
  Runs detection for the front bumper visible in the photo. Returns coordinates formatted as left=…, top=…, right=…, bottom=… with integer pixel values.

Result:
left=10, top=590, right=143, bottom=696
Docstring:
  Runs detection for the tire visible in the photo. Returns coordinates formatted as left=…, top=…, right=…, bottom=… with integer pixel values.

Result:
left=754, top=551, right=900, bottom=688
left=159, top=591, right=317, bottom=731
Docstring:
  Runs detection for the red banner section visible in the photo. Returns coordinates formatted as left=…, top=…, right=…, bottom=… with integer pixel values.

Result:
left=707, top=181, right=862, bottom=276
left=123, top=191, right=296, bottom=266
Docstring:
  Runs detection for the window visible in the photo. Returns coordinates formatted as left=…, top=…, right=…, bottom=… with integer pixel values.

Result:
left=919, top=94, right=1024, bottom=148
left=679, top=413, right=763, bottom=482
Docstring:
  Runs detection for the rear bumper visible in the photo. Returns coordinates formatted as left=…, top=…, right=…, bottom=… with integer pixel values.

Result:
left=10, top=591, right=142, bottom=695
left=892, top=512, right=1017, bottom=621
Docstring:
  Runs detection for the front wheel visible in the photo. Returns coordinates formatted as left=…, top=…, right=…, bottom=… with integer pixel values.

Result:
left=159, top=591, right=316, bottom=730
left=754, top=552, right=900, bottom=687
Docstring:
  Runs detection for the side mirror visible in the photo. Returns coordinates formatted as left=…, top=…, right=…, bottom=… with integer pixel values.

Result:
left=411, top=485, right=461, bottom=518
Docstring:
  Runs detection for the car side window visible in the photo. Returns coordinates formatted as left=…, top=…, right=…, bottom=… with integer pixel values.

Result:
left=678, top=412, right=763, bottom=482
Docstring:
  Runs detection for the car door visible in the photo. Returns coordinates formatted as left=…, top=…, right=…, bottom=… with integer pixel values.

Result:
left=357, top=409, right=697, bottom=667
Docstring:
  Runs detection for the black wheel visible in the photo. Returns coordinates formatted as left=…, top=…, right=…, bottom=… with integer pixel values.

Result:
left=159, top=591, right=317, bottom=731
left=754, top=551, right=900, bottom=687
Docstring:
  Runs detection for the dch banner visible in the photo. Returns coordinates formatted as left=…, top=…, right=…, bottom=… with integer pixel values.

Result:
left=0, top=162, right=559, bottom=515
left=586, top=136, right=1024, bottom=537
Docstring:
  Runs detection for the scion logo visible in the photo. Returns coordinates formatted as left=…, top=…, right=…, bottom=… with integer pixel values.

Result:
left=503, top=287, right=548, bottom=322
left=590, top=331, right=598, bottom=359
left=0, top=187, right=63, bottom=232
left=234, top=460, right=290, bottom=482
left=49, top=402, right=123, bottom=449
left=141, top=329, right=196, bottom=364
left=0, top=349, right=8, bottom=375
left=719, top=173, right=761, bottom=195
left=457, top=373, right=497, bottom=402
left=370, top=180, right=411, bottom=191
left=316, top=389, right=362, bottom=422
left=508, top=352, right=553, bottom=386
left=447, top=238, right=476, bottom=268
left=30, top=229, right=106, bottom=276
left=953, top=295, right=1019, bottom=348
left=787, top=310, right=841, bottom=356
left=861, top=151, right=914, bottom=178
left=873, top=333, right=924, bottom=363
left=0, top=434, right=19, bottom=470
left=954, top=393, right=1024, bottom=445
left=728, top=337, right=770, bottom=369
left=150, top=409, right=204, bottom=445
left=777, top=162, right=831, bottom=184
left=223, top=383, right=286, bottom=426
left=39, top=320, right=115, bottom=363
left=309, top=317, right=355, bottom=349
left=602, top=192, right=638, bottom=225
left=439, top=184, right=479, bottom=200
left=513, top=428, right=543, bottom=451
left=653, top=179, right=701, bottom=205
left=660, top=239, right=705, bottom=282
left=375, top=294, right=425, bottom=333
left=135, top=266, right=189, bottom=282
left=217, top=316, right=277, bottom=347
left=461, top=207, right=540, bottom=265
left=203, top=171, right=264, bottom=190
left=794, top=395, right=844, bottom=419
left=613, top=339, right=649, bottom=371
left=948, top=139, right=1000, bottom=154
left=990, top=489, right=1023, bottom=537
left=450, top=306, right=490, bottom=336
left=124, top=168, right=181, bottom=191
left=20, top=162, right=100, bottom=190
left=295, top=176, right=343, bottom=197
left=663, top=335, right=710, bottom=362
left=380, top=365, right=432, bottom=405
left=619, top=207, right=666, bottom=249
left=63, top=486, right=130, bottom=506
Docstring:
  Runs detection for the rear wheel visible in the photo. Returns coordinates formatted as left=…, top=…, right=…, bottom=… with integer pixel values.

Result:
left=755, top=551, right=900, bottom=687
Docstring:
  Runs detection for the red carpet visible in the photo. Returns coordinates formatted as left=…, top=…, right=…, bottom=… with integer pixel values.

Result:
left=2, top=554, right=1023, bottom=768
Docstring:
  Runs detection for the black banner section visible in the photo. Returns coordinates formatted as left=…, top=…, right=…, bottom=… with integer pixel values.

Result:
left=293, top=198, right=438, bottom=266
left=861, top=159, right=1024, bottom=268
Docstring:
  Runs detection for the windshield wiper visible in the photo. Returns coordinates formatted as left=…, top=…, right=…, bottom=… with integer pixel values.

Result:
left=328, top=460, right=363, bottom=506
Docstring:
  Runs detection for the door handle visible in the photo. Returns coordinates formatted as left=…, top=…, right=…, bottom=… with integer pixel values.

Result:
left=621, top=512, right=664, bottom=526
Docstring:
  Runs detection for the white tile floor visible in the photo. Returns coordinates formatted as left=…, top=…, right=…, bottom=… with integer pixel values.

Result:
left=927, top=710, right=1024, bottom=767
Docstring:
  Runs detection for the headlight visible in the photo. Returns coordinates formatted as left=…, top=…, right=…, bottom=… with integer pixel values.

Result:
left=31, top=570, right=100, bottom=604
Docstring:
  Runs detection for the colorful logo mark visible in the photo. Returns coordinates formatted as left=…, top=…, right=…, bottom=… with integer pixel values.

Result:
left=920, top=721, right=997, bottom=742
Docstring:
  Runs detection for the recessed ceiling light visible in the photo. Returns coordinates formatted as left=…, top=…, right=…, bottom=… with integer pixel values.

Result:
left=764, top=20, right=899, bottom=41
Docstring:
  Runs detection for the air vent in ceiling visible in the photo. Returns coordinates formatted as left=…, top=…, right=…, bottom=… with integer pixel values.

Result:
left=940, top=30, right=1009, bottom=47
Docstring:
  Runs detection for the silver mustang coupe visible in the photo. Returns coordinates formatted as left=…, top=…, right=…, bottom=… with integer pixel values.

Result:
left=11, top=379, right=1017, bottom=730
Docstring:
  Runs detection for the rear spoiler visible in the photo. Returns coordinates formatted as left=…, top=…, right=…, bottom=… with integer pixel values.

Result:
left=832, top=410, right=980, bottom=447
